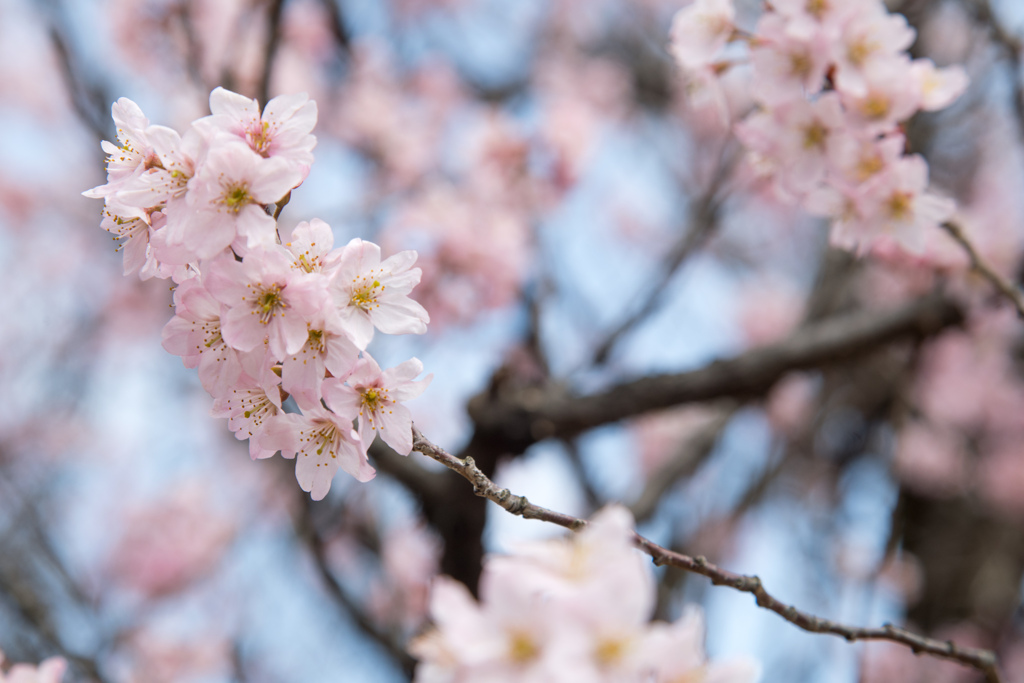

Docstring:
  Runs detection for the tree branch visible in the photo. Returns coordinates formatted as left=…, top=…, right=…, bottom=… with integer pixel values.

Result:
left=410, top=427, right=1005, bottom=683
left=468, top=291, right=964, bottom=448
left=941, top=220, right=1024, bottom=318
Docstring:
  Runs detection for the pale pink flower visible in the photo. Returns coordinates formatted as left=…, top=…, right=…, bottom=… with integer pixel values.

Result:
left=196, top=87, right=317, bottom=172
left=642, top=608, right=761, bottom=683
left=910, top=59, right=969, bottom=112
left=99, top=202, right=153, bottom=277
left=492, top=506, right=655, bottom=629
left=0, top=651, right=66, bottom=683
left=833, top=155, right=955, bottom=254
left=283, top=218, right=341, bottom=275
left=116, top=124, right=204, bottom=214
left=176, top=142, right=302, bottom=259
left=770, top=0, right=853, bottom=42
left=839, top=57, right=921, bottom=134
left=161, top=277, right=254, bottom=397
left=210, top=376, right=283, bottom=460
left=328, top=238, right=429, bottom=349
left=260, top=406, right=373, bottom=500
left=736, top=93, right=846, bottom=199
left=669, top=0, right=736, bottom=70
left=831, top=5, right=916, bottom=98
left=410, top=574, right=582, bottom=683
left=280, top=312, right=360, bottom=410
left=750, top=13, right=831, bottom=106
left=322, top=355, right=431, bottom=455
left=83, top=97, right=156, bottom=199
left=205, top=246, right=327, bottom=360
left=105, top=483, right=235, bottom=598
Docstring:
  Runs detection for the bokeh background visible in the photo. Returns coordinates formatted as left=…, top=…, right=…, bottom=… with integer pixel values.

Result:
left=3, top=0, right=1024, bottom=680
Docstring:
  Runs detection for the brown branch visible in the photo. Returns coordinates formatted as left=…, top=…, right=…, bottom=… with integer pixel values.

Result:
left=410, top=427, right=1005, bottom=683
left=941, top=220, right=1024, bottom=318
left=468, top=291, right=964, bottom=449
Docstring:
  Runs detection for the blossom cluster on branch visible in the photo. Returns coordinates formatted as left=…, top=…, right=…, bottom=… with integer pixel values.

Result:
left=411, top=505, right=760, bottom=683
left=672, top=0, right=968, bottom=257
left=83, top=88, right=432, bottom=500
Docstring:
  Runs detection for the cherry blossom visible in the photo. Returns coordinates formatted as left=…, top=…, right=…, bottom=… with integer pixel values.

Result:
left=329, top=238, right=430, bottom=349
left=322, top=355, right=431, bottom=455
left=205, top=246, right=327, bottom=360
left=196, top=87, right=317, bottom=171
left=0, top=651, right=66, bottom=683
left=261, top=406, right=373, bottom=500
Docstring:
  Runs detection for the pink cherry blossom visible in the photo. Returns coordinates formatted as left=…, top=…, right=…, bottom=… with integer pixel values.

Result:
left=669, top=0, right=736, bottom=70
left=175, top=142, right=302, bottom=259
left=280, top=312, right=360, bottom=410
left=161, top=276, right=254, bottom=397
left=197, top=86, right=317, bottom=171
left=750, top=13, right=831, bottom=106
left=210, top=376, right=283, bottom=460
left=283, top=217, right=341, bottom=275
left=205, top=246, right=327, bottom=360
left=322, top=355, right=431, bottom=455
left=911, top=59, right=969, bottom=112
left=642, top=608, right=761, bottom=683
left=0, top=651, right=66, bottom=683
left=260, top=406, right=373, bottom=500
left=83, top=97, right=156, bottom=199
left=329, top=238, right=429, bottom=349
left=831, top=6, right=916, bottom=98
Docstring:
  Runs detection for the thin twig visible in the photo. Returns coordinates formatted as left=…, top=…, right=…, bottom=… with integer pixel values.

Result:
left=410, top=427, right=1005, bottom=683
left=941, top=220, right=1024, bottom=318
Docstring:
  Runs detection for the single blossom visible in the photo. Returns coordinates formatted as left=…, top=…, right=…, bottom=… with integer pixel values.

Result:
left=204, top=247, right=327, bottom=361
left=260, top=406, right=372, bottom=500
left=172, top=142, right=303, bottom=260
left=322, top=355, right=431, bottom=455
left=0, top=650, right=66, bottom=683
left=196, top=86, right=317, bottom=172
left=209, top=376, right=283, bottom=460
left=83, top=97, right=156, bottom=199
left=329, top=238, right=430, bottom=349
left=669, top=0, right=736, bottom=70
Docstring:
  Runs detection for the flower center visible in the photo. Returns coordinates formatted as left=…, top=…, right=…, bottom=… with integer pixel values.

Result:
left=887, top=191, right=914, bottom=220
left=250, top=284, right=286, bottom=324
left=507, top=632, right=539, bottom=664
left=247, top=121, right=273, bottom=157
left=222, top=183, right=253, bottom=213
left=350, top=278, right=384, bottom=310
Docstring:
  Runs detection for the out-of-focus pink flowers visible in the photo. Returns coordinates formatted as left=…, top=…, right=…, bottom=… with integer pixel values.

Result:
left=411, top=505, right=761, bottom=682
left=106, top=484, right=236, bottom=598
left=0, top=651, right=65, bottom=683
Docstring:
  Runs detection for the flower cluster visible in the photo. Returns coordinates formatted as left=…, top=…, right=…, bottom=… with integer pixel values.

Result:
left=84, top=88, right=431, bottom=500
left=411, top=506, right=760, bottom=682
left=671, top=0, right=969, bottom=256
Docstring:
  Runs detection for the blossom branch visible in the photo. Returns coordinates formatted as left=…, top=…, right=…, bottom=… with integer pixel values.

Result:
left=941, top=220, right=1024, bottom=318
left=410, top=427, right=1005, bottom=683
